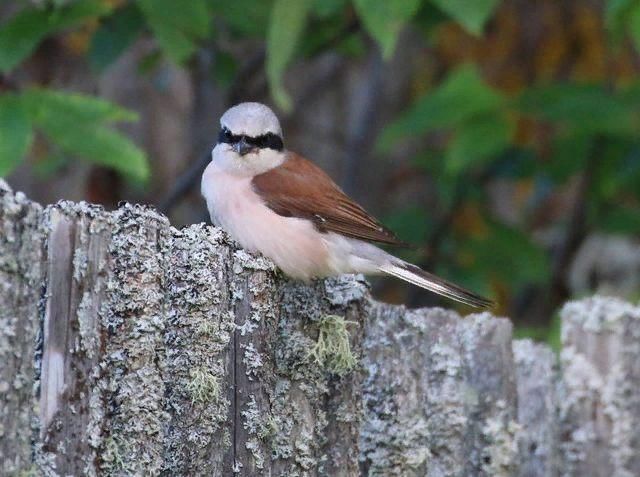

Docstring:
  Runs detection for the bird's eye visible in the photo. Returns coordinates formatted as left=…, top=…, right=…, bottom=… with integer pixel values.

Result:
left=253, top=136, right=267, bottom=148
left=218, top=128, right=234, bottom=144
left=263, top=133, right=283, bottom=151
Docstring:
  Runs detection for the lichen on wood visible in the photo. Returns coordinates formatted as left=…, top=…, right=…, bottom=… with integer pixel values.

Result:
left=3, top=178, right=640, bottom=476
left=0, top=179, right=367, bottom=476
left=513, top=339, right=560, bottom=477
left=560, top=296, right=640, bottom=477
left=0, top=181, right=45, bottom=475
left=307, top=315, right=358, bottom=375
left=360, top=306, right=518, bottom=477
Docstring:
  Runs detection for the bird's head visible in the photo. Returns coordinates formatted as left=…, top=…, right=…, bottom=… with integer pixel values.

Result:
left=212, top=102, right=285, bottom=176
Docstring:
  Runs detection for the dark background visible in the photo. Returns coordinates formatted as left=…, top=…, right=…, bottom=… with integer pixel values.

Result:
left=2, top=0, right=640, bottom=345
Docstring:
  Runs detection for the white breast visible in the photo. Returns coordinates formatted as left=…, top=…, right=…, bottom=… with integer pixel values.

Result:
left=201, top=160, right=331, bottom=279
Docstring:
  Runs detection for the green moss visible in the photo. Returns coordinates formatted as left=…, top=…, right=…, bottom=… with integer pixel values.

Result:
left=196, top=319, right=218, bottom=337
left=186, top=366, right=221, bottom=404
left=258, top=415, right=279, bottom=440
left=307, top=315, right=358, bottom=375
left=14, top=465, right=39, bottom=477
left=102, top=436, right=125, bottom=472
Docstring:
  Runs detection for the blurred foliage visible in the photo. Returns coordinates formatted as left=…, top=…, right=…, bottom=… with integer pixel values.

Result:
left=1, top=0, right=639, bottom=328
left=0, top=0, right=112, bottom=73
left=266, top=0, right=314, bottom=110
left=0, top=0, right=494, bottom=179
left=0, top=86, right=147, bottom=179
left=353, top=0, right=422, bottom=58
left=514, top=313, right=561, bottom=352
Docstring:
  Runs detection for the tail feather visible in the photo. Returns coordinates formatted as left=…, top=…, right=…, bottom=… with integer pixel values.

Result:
left=380, top=262, right=494, bottom=309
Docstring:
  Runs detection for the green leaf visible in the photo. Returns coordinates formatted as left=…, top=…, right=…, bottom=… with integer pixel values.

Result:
left=0, top=94, right=33, bottom=177
left=413, top=2, right=449, bottom=37
left=445, top=112, right=512, bottom=175
left=517, top=84, right=638, bottom=137
left=628, top=3, right=640, bottom=50
left=25, top=89, right=148, bottom=181
left=299, top=15, right=351, bottom=57
left=606, top=0, right=632, bottom=22
left=211, top=0, right=273, bottom=37
left=88, top=4, right=144, bottom=72
left=466, top=221, right=551, bottom=285
left=137, top=50, right=163, bottom=74
left=146, top=22, right=194, bottom=63
left=266, top=0, right=313, bottom=111
left=591, top=139, right=640, bottom=200
left=23, top=89, right=138, bottom=123
left=43, top=0, right=113, bottom=29
left=136, top=0, right=211, bottom=63
left=614, top=147, right=640, bottom=197
left=353, top=0, right=421, bottom=58
left=383, top=206, right=431, bottom=244
left=596, top=204, right=640, bottom=234
left=212, top=51, right=238, bottom=88
left=336, top=33, right=366, bottom=57
left=429, top=0, right=499, bottom=35
left=44, top=124, right=148, bottom=182
left=313, top=0, right=347, bottom=18
left=378, top=65, right=504, bottom=150
left=42, top=121, right=149, bottom=181
left=0, top=9, right=49, bottom=73
left=605, top=0, right=640, bottom=47
left=0, top=0, right=112, bottom=73
left=605, top=0, right=634, bottom=34
left=546, top=133, right=591, bottom=183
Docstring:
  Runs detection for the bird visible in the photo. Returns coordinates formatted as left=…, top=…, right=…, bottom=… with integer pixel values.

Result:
left=201, top=102, right=493, bottom=308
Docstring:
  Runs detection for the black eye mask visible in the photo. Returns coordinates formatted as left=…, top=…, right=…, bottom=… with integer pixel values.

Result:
left=218, top=127, right=284, bottom=151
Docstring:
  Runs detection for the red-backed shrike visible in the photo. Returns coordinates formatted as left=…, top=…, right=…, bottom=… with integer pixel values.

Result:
left=201, top=102, right=492, bottom=308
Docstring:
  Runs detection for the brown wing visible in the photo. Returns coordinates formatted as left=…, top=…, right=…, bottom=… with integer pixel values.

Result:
left=252, top=152, right=406, bottom=246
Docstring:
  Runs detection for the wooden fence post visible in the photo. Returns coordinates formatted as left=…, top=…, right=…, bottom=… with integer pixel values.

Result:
left=0, top=182, right=45, bottom=473
left=560, top=297, right=640, bottom=477
left=0, top=180, right=366, bottom=476
left=513, top=339, right=560, bottom=477
left=2, top=178, right=640, bottom=476
left=360, top=305, right=518, bottom=476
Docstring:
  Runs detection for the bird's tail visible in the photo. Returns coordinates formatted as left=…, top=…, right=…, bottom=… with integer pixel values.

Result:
left=379, top=261, right=494, bottom=309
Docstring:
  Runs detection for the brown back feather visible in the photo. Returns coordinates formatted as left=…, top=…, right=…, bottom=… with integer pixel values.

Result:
left=252, top=152, right=406, bottom=246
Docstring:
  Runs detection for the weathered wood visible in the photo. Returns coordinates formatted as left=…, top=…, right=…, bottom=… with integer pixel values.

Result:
left=39, top=202, right=114, bottom=474
left=360, top=306, right=518, bottom=476
left=0, top=180, right=367, bottom=476
left=3, top=178, right=640, bottom=477
left=560, top=297, right=640, bottom=477
left=163, top=223, right=234, bottom=475
left=0, top=182, right=45, bottom=475
left=513, top=339, right=560, bottom=477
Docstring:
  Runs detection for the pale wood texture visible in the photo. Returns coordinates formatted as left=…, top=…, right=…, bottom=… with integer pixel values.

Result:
left=360, top=306, right=518, bottom=476
left=560, top=297, right=640, bottom=477
left=1, top=180, right=365, bottom=476
left=2, top=179, right=640, bottom=476
left=513, top=339, right=560, bottom=477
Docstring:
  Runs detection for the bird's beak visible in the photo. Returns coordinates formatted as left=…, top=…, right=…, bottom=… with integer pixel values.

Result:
left=233, top=137, right=254, bottom=156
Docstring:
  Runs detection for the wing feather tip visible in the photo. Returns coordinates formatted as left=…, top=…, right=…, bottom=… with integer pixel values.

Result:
left=382, top=262, right=494, bottom=309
